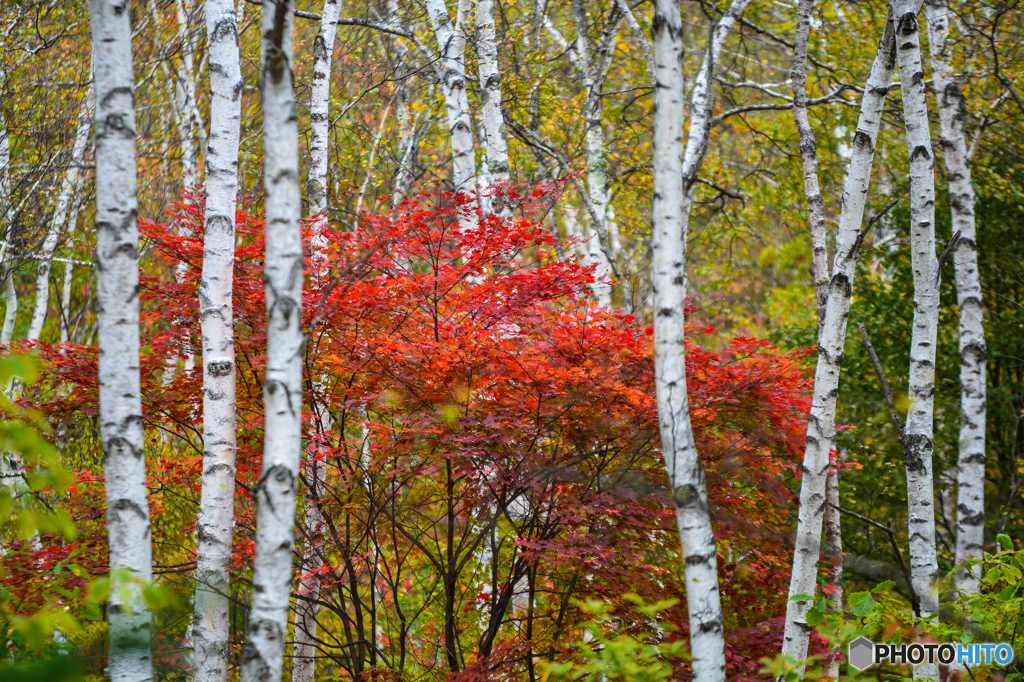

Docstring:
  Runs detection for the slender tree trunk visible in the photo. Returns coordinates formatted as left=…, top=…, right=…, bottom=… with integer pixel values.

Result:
left=651, top=0, right=750, bottom=678
left=240, top=3, right=303, bottom=681
left=571, top=0, right=614, bottom=307
left=59, top=193, right=84, bottom=345
left=294, top=4, right=339, bottom=680
left=790, top=2, right=842, bottom=676
left=894, top=7, right=941, bottom=678
left=191, top=1, right=242, bottom=680
left=387, top=0, right=417, bottom=208
left=306, top=0, right=340, bottom=217
left=426, top=0, right=477, bottom=196
left=89, top=1, right=153, bottom=680
left=0, top=105, right=15, bottom=348
left=780, top=7, right=906, bottom=672
left=823, top=468, right=843, bottom=679
left=924, top=0, right=987, bottom=594
left=28, top=81, right=93, bottom=343
left=475, top=0, right=510, bottom=211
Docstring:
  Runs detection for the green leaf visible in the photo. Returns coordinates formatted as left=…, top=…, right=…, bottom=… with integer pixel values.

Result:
left=997, top=534, right=1014, bottom=551
left=850, top=591, right=875, bottom=617
left=997, top=584, right=1017, bottom=601
left=789, top=594, right=814, bottom=602
left=872, top=579, right=895, bottom=594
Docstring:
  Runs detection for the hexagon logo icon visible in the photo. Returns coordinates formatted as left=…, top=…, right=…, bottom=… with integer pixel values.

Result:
left=848, top=636, right=875, bottom=670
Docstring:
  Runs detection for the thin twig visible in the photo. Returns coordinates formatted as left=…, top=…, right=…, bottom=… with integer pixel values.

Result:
left=833, top=504, right=920, bottom=618
left=935, top=229, right=961, bottom=285
left=845, top=197, right=900, bottom=263
left=856, top=323, right=905, bottom=444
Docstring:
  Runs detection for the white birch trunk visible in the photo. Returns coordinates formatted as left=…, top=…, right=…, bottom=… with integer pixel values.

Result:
left=780, top=6, right=908, bottom=671
left=240, top=3, right=303, bottom=681
left=28, top=83, right=94, bottom=343
left=306, top=0, right=340, bottom=217
left=651, top=0, right=751, bottom=678
left=426, top=0, right=477, bottom=196
left=924, top=0, right=986, bottom=594
left=475, top=0, right=510, bottom=204
left=2, top=270, right=15, bottom=347
left=89, top=1, right=153, bottom=680
left=571, top=0, right=613, bottom=307
left=0, top=109, right=14, bottom=347
left=790, top=3, right=842, bottom=676
left=791, top=0, right=829, bottom=336
left=293, top=3, right=339, bottom=679
left=59, top=194, right=84, bottom=345
left=894, top=7, right=941, bottom=676
left=191, top=1, right=242, bottom=680
left=387, top=0, right=417, bottom=208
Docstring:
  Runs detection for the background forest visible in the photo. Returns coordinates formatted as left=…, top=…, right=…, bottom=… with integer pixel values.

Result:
left=0, top=0, right=1023, bottom=680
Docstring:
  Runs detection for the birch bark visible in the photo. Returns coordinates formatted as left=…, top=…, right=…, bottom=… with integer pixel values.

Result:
left=426, top=0, right=477, bottom=195
left=28, top=81, right=94, bottom=342
left=306, top=0, right=340, bottom=217
left=60, top=190, right=85, bottom=345
left=89, top=1, right=153, bottom=681
left=0, top=106, right=14, bottom=347
left=475, top=0, right=510, bottom=209
left=651, top=0, right=751, bottom=678
left=191, top=1, right=242, bottom=680
left=571, top=0, right=613, bottom=307
left=894, top=6, right=941, bottom=673
left=780, top=6, right=908, bottom=671
left=294, top=3, right=340, bottom=679
left=240, top=3, right=304, bottom=681
left=924, top=0, right=987, bottom=594
left=789, top=2, right=842, bottom=675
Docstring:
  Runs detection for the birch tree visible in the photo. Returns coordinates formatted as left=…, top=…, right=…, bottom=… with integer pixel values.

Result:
left=893, top=6, right=941, bottom=675
left=475, top=0, right=510, bottom=211
left=571, top=0, right=615, bottom=307
left=240, top=2, right=304, bottom=681
left=425, top=0, right=476, bottom=195
left=191, top=0, right=242, bottom=680
left=0, top=101, right=14, bottom=348
left=294, top=2, right=340, bottom=679
left=89, top=1, right=153, bottom=680
left=27, top=78, right=93, bottom=342
left=651, top=0, right=751, bottom=677
left=924, top=0, right=987, bottom=594
left=789, top=1, right=841, bottom=675
left=779, top=5, right=911, bottom=670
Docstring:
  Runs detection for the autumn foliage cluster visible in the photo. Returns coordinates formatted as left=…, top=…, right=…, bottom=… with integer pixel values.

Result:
left=7, top=189, right=818, bottom=680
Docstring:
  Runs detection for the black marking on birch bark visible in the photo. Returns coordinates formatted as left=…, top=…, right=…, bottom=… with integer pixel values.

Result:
left=960, top=339, right=988, bottom=363
left=830, top=271, right=852, bottom=299
left=956, top=505, right=985, bottom=526
left=897, top=10, right=918, bottom=35
left=910, top=145, right=931, bottom=161
left=110, top=497, right=149, bottom=520
left=697, top=617, right=723, bottom=634
left=208, top=360, right=233, bottom=376
left=960, top=451, right=985, bottom=465
left=100, top=84, right=133, bottom=110
left=657, top=308, right=674, bottom=317
left=104, top=435, right=143, bottom=462
left=112, top=1, right=127, bottom=15
left=902, top=433, right=931, bottom=473
left=672, top=483, right=706, bottom=512
left=213, top=17, right=238, bottom=42
left=203, top=462, right=234, bottom=476
left=911, top=71, right=924, bottom=87
left=684, top=552, right=713, bottom=567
